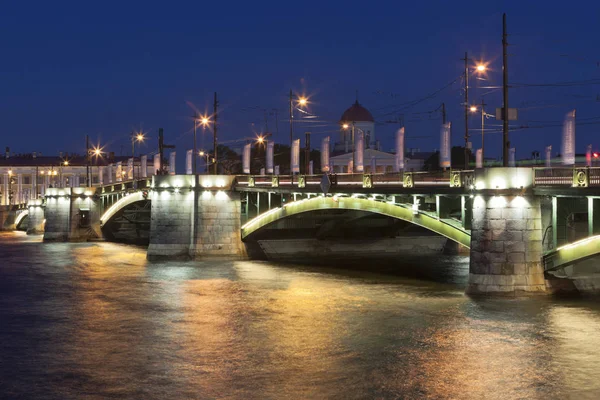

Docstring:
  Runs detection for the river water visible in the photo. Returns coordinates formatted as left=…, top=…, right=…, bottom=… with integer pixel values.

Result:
left=1, top=232, right=600, bottom=399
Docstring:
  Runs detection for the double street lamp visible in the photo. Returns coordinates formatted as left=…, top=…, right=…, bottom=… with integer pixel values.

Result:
left=462, top=52, right=487, bottom=168
left=470, top=99, right=488, bottom=165
left=198, top=150, right=213, bottom=173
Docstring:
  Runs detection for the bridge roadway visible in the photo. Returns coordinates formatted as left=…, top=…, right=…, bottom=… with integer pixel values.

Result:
left=19, top=166, right=600, bottom=295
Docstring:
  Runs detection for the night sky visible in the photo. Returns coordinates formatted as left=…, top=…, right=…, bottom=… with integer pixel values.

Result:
left=2, top=1, right=599, bottom=161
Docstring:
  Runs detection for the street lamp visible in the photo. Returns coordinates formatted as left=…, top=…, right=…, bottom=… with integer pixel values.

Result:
left=470, top=98, right=488, bottom=165
left=193, top=114, right=210, bottom=174
left=462, top=52, right=488, bottom=169
left=131, top=131, right=145, bottom=179
left=288, top=90, right=309, bottom=147
left=198, top=150, right=211, bottom=173
left=341, top=123, right=365, bottom=173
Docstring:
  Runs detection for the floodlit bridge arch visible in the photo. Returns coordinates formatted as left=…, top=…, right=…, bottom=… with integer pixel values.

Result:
left=14, top=209, right=29, bottom=229
left=241, top=196, right=471, bottom=248
left=100, top=191, right=147, bottom=227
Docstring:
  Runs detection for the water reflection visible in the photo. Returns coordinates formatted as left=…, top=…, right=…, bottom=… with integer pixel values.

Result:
left=1, top=232, right=600, bottom=398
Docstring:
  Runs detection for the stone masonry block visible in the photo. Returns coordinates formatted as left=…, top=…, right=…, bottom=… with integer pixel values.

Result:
left=505, top=241, right=525, bottom=253
left=486, top=208, right=503, bottom=219
left=489, top=263, right=503, bottom=275
left=507, top=253, right=525, bottom=263
left=513, top=263, right=527, bottom=275
left=489, top=219, right=506, bottom=230
left=502, top=208, right=524, bottom=220
left=526, top=241, right=542, bottom=252
left=501, top=263, right=514, bottom=275
left=492, top=230, right=522, bottom=242
left=523, top=230, right=542, bottom=241
left=525, top=251, right=542, bottom=263
left=506, top=219, right=526, bottom=231
left=524, top=207, right=542, bottom=219
left=526, top=219, right=542, bottom=230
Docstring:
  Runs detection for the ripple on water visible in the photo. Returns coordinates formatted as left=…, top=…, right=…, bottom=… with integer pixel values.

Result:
left=1, top=232, right=600, bottom=399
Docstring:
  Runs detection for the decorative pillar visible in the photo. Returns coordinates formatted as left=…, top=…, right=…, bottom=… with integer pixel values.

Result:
left=141, top=155, right=147, bottom=178
left=169, top=152, right=176, bottom=175
left=154, top=154, right=161, bottom=175
left=3, top=174, right=8, bottom=205
left=116, top=162, right=122, bottom=182
left=17, top=174, right=23, bottom=204
left=98, top=166, right=105, bottom=186
left=127, top=158, right=134, bottom=180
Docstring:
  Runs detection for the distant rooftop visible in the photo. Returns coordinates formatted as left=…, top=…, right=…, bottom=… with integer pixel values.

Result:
left=0, top=154, right=135, bottom=167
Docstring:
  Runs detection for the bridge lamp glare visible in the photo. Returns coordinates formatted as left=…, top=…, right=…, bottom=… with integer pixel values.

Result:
left=342, top=123, right=349, bottom=130
left=298, top=97, right=308, bottom=106
left=470, top=106, right=477, bottom=112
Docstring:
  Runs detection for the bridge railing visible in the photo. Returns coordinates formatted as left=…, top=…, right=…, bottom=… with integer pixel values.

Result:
left=99, top=179, right=152, bottom=194
left=534, top=167, right=600, bottom=187
left=236, top=170, right=474, bottom=190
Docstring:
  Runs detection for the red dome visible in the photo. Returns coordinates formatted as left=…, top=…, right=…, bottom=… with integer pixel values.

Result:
left=340, top=101, right=374, bottom=123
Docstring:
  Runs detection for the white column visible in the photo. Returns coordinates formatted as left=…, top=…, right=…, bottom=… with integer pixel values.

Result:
left=186, top=150, right=193, bottom=175
left=40, top=175, right=46, bottom=197
left=116, top=162, right=122, bottom=182
left=98, top=166, right=105, bottom=185
left=127, top=158, right=134, bottom=180
left=154, top=154, right=161, bottom=175
left=17, top=174, right=23, bottom=204
left=169, top=152, right=176, bottom=175
left=141, top=155, right=147, bottom=178
left=3, top=174, right=8, bottom=205
left=32, top=173, right=37, bottom=198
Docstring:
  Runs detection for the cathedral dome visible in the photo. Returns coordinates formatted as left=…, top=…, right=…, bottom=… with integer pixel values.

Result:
left=340, top=101, right=374, bottom=123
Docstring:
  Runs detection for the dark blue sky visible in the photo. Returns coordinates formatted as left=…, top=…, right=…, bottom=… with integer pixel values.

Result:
left=2, top=1, right=599, bottom=160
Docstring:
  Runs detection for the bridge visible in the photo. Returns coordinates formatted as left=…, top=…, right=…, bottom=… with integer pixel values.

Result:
left=11, top=166, right=600, bottom=296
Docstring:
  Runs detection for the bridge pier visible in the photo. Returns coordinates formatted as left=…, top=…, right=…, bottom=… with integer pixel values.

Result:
left=146, top=175, right=244, bottom=260
left=43, top=188, right=102, bottom=241
left=467, top=168, right=546, bottom=295
left=26, top=199, right=45, bottom=234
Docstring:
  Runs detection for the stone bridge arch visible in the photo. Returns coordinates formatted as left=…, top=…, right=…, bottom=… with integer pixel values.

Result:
left=100, top=192, right=147, bottom=227
left=14, top=209, right=29, bottom=230
left=100, top=192, right=150, bottom=243
left=241, top=196, right=471, bottom=248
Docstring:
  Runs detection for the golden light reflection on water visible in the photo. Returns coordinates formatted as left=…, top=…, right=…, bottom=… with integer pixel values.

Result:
left=5, top=232, right=600, bottom=398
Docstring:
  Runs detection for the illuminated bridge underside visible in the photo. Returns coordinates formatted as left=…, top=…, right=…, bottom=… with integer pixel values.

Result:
left=14, top=209, right=29, bottom=228
left=242, top=196, right=471, bottom=248
left=100, top=191, right=146, bottom=227
left=544, top=235, right=600, bottom=272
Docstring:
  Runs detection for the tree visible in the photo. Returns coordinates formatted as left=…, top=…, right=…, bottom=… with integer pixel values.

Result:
left=217, top=144, right=242, bottom=175
left=423, top=146, right=474, bottom=171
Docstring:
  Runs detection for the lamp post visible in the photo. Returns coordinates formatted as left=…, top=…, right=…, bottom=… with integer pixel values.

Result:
left=131, top=131, right=145, bottom=179
left=341, top=123, right=365, bottom=173
left=462, top=52, right=487, bottom=169
left=193, top=114, right=210, bottom=175
left=470, top=100, right=487, bottom=167
left=288, top=90, right=308, bottom=147
left=198, top=151, right=211, bottom=173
